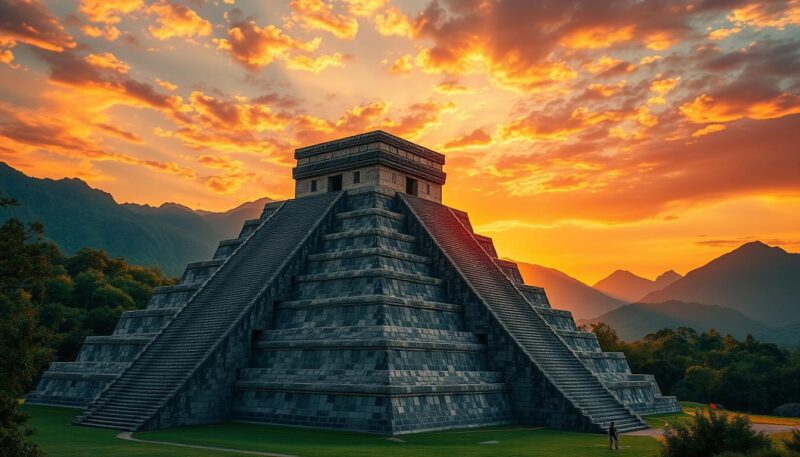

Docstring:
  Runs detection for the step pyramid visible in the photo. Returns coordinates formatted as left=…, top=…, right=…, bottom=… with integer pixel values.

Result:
left=27, top=130, right=678, bottom=434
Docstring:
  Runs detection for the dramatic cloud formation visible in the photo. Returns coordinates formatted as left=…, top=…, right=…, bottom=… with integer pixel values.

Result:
left=1, top=0, right=799, bottom=282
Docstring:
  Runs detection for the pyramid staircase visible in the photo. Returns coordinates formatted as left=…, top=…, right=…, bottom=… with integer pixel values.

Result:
left=400, top=194, right=648, bottom=432
left=72, top=192, right=342, bottom=430
left=227, top=189, right=513, bottom=433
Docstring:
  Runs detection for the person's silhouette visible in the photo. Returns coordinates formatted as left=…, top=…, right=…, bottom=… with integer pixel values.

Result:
left=608, top=421, right=619, bottom=450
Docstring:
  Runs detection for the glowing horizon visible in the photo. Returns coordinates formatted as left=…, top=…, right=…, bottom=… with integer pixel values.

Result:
left=1, top=0, right=799, bottom=284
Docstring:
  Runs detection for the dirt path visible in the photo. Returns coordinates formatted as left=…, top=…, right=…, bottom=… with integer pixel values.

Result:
left=625, top=422, right=800, bottom=437
left=117, top=432, right=298, bottom=457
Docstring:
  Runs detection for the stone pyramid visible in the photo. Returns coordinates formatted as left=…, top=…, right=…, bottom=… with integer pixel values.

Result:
left=28, top=131, right=679, bottom=434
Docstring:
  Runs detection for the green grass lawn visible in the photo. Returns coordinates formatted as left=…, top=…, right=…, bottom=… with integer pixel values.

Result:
left=24, top=405, right=662, bottom=457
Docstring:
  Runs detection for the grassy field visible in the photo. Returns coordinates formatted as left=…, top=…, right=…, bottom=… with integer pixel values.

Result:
left=24, top=403, right=798, bottom=457
left=24, top=405, right=662, bottom=457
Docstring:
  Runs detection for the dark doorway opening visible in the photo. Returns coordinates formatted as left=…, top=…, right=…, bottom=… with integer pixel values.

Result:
left=476, top=333, right=488, bottom=345
left=328, top=174, right=343, bottom=192
left=406, top=177, right=418, bottom=196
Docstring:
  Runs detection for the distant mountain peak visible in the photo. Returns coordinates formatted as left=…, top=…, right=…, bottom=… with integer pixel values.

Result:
left=654, top=270, right=682, bottom=288
left=159, top=202, right=196, bottom=212
left=732, top=240, right=786, bottom=255
left=593, top=268, right=682, bottom=304
left=640, top=241, right=799, bottom=326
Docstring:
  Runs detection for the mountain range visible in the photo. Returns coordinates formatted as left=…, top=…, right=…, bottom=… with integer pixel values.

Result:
left=639, top=241, right=800, bottom=327
left=0, top=162, right=270, bottom=275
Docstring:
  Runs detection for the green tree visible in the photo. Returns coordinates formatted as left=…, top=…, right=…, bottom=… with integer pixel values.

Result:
left=660, top=408, right=771, bottom=457
left=0, top=197, right=49, bottom=457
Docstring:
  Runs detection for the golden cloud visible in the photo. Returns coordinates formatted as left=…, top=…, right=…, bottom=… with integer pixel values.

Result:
left=691, top=123, right=726, bottom=138
left=647, top=77, right=680, bottom=105
left=708, top=27, right=741, bottom=40
left=434, top=77, right=473, bottom=95
left=587, top=81, right=627, bottom=98
left=79, top=0, right=144, bottom=24
left=156, top=79, right=177, bottom=91
left=374, top=7, right=416, bottom=37
left=729, top=1, right=800, bottom=30
left=147, top=1, right=212, bottom=41
left=644, top=31, right=678, bottom=51
left=85, top=52, right=130, bottom=74
left=81, top=24, right=121, bottom=41
left=287, top=0, right=359, bottom=40
left=286, top=53, right=345, bottom=73
left=186, top=91, right=290, bottom=133
left=582, top=56, right=635, bottom=75
left=680, top=92, right=800, bottom=124
left=389, top=54, right=413, bottom=74
left=343, top=0, right=388, bottom=17
left=559, top=25, right=635, bottom=50
left=443, top=128, right=492, bottom=149
left=216, top=20, right=320, bottom=70
left=0, top=49, right=14, bottom=66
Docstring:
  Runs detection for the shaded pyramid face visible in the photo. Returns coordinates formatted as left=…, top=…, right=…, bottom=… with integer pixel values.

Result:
left=27, top=131, right=678, bottom=434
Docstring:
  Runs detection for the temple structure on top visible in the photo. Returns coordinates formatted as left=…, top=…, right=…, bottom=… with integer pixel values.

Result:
left=293, top=131, right=446, bottom=201
left=27, top=130, right=679, bottom=434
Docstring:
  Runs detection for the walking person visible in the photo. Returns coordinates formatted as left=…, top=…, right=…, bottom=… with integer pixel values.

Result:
left=608, top=421, right=619, bottom=450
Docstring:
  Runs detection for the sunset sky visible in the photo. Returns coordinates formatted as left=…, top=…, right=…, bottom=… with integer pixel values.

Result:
left=1, top=0, right=799, bottom=283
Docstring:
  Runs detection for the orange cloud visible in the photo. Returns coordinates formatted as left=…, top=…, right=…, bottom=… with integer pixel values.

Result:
left=344, top=0, right=388, bottom=17
left=95, top=122, right=142, bottom=143
left=692, top=123, right=727, bottom=138
left=287, top=0, right=359, bottom=40
left=79, top=0, right=144, bottom=24
left=0, top=49, right=14, bottom=66
left=374, top=7, right=416, bottom=37
left=644, top=31, right=678, bottom=50
left=434, top=77, right=473, bottom=94
left=647, top=77, right=680, bottom=105
left=156, top=79, right=177, bottom=91
left=197, top=154, right=255, bottom=194
left=680, top=92, right=800, bottom=124
left=582, top=56, right=636, bottom=75
left=708, top=27, right=741, bottom=40
left=147, top=1, right=212, bottom=41
left=0, top=102, right=194, bottom=179
left=286, top=53, right=345, bottom=73
left=490, top=55, right=576, bottom=92
left=389, top=54, right=413, bottom=74
left=499, top=106, right=635, bottom=143
left=85, top=52, right=130, bottom=74
left=81, top=24, right=121, bottom=41
left=586, top=81, right=627, bottom=98
left=560, top=25, right=635, bottom=50
left=186, top=91, right=290, bottom=134
left=415, top=45, right=576, bottom=92
left=729, top=1, right=800, bottom=30
left=443, top=128, right=492, bottom=149
left=216, top=20, right=320, bottom=70
left=1, top=0, right=76, bottom=52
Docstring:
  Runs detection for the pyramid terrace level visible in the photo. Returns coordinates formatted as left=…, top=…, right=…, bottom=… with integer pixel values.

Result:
left=27, top=130, right=679, bottom=434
